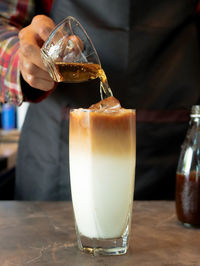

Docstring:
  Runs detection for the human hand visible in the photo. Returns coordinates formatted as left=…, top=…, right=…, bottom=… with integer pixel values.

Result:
left=19, top=15, right=55, bottom=91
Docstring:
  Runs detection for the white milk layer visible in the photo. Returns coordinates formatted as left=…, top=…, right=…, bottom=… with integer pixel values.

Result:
left=70, top=151, right=135, bottom=239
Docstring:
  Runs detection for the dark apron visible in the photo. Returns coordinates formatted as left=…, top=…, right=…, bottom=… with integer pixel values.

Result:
left=15, top=0, right=200, bottom=200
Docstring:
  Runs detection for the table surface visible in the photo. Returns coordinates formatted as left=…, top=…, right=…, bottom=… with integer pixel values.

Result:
left=0, top=201, right=200, bottom=266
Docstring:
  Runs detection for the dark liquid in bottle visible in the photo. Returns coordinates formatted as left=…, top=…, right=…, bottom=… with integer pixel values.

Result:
left=176, top=171, right=200, bottom=226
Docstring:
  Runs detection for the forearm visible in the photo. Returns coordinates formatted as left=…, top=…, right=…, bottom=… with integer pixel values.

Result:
left=0, top=0, right=34, bottom=105
left=0, top=0, right=53, bottom=105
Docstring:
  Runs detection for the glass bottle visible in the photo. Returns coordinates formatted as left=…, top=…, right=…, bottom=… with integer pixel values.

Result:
left=176, top=105, right=200, bottom=227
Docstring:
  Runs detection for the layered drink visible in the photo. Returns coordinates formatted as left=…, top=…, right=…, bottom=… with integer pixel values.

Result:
left=69, top=96, right=136, bottom=255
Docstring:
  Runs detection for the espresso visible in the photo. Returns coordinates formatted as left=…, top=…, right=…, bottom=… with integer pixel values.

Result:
left=54, top=62, right=102, bottom=82
left=176, top=171, right=200, bottom=226
left=54, top=62, right=113, bottom=99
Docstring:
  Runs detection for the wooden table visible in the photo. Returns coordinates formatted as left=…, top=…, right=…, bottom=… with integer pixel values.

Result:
left=0, top=201, right=200, bottom=266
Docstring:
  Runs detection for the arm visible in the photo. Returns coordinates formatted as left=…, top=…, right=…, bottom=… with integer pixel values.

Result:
left=0, top=0, right=35, bottom=105
left=0, top=0, right=55, bottom=106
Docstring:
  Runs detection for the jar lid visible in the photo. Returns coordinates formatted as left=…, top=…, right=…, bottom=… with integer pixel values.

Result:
left=191, top=105, right=200, bottom=117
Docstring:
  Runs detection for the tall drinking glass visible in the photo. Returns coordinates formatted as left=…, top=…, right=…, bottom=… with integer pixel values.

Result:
left=69, top=107, right=136, bottom=255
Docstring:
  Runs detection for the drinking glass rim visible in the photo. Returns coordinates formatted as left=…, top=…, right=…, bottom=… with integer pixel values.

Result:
left=70, top=107, right=136, bottom=113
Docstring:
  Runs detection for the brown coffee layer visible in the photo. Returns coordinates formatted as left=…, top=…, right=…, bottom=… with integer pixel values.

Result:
left=70, top=97, right=136, bottom=157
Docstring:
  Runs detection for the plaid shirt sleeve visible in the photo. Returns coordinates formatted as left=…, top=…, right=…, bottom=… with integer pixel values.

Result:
left=0, top=0, right=54, bottom=106
left=0, top=0, right=36, bottom=105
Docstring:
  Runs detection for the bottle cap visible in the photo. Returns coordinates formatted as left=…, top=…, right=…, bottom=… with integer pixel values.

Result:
left=191, top=105, right=200, bottom=117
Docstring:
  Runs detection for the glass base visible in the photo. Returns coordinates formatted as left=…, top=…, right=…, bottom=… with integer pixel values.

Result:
left=76, top=231, right=129, bottom=256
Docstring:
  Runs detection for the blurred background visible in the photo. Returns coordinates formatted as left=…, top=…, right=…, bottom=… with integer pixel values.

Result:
left=0, top=102, right=29, bottom=200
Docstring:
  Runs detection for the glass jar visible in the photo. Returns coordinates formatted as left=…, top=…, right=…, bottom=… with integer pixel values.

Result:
left=176, top=105, right=200, bottom=227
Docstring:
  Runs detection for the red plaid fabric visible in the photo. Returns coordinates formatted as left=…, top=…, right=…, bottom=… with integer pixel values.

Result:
left=0, top=0, right=53, bottom=105
left=0, top=0, right=34, bottom=105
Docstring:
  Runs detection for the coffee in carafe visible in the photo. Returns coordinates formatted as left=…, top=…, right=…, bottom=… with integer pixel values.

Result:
left=176, top=105, right=200, bottom=227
